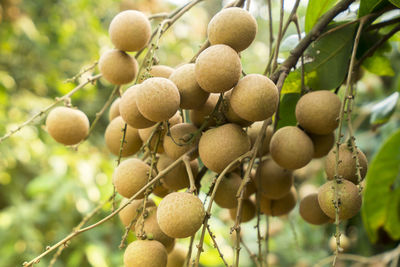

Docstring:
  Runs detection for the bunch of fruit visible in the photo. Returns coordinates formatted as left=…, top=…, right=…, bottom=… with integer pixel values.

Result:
left=43, top=6, right=368, bottom=267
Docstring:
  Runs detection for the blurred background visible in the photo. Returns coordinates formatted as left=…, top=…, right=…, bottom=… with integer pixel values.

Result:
left=0, top=0, right=399, bottom=266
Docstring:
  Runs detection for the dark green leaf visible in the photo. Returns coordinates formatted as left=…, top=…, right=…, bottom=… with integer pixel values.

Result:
left=389, top=0, right=400, bottom=7
left=362, top=128, right=400, bottom=242
left=359, top=0, right=390, bottom=18
left=370, top=92, right=399, bottom=125
left=363, top=55, right=395, bottom=76
left=305, top=0, right=339, bottom=33
left=276, top=93, right=301, bottom=129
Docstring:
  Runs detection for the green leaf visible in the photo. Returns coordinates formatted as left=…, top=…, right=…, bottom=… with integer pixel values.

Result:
left=362, top=128, right=400, bottom=242
left=281, top=71, right=302, bottom=94
left=389, top=0, right=400, bottom=7
left=303, top=23, right=356, bottom=90
left=359, top=0, right=390, bottom=18
left=370, top=92, right=399, bottom=125
left=276, top=93, right=301, bottom=130
left=305, top=0, right=339, bottom=33
left=363, top=55, right=395, bottom=76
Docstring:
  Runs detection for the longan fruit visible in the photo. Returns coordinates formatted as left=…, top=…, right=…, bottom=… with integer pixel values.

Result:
left=329, top=235, right=351, bottom=252
left=113, top=158, right=152, bottom=199
left=119, top=198, right=155, bottom=231
left=230, top=74, right=279, bottom=122
left=189, top=93, right=220, bottom=128
left=163, top=123, right=199, bottom=160
left=208, top=7, right=257, bottom=52
left=199, top=123, right=251, bottom=173
left=169, top=64, right=210, bottom=109
left=99, top=49, right=138, bottom=85
left=195, top=44, right=242, bottom=93
left=152, top=181, right=172, bottom=198
left=157, top=154, right=199, bottom=191
left=119, top=85, right=156, bottom=129
left=299, top=183, right=318, bottom=199
left=136, top=77, right=180, bottom=122
left=157, top=192, right=205, bottom=238
left=214, top=172, right=242, bottom=209
left=229, top=199, right=256, bottom=223
left=247, top=122, right=273, bottom=156
left=109, top=10, right=151, bottom=52
left=299, top=193, right=330, bottom=225
left=149, top=65, right=175, bottom=78
left=255, top=159, right=293, bottom=200
left=109, top=98, right=121, bottom=121
left=222, top=90, right=252, bottom=127
left=269, top=126, right=314, bottom=170
left=318, top=180, right=362, bottom=220
left=135, top=206, right=175, bottom=251
left=325, top=144, right=368, bottom=184
left=167, top=244, right=187, bottom=267
left=105, top=116, right=142, bottom=157
left=124, top=240, right=167, bottom=267
left=308, top=132, right=335, bottom=158
left=260, top=187, right=297, bottom=216
left=46, top=106, right=89, bottom=145
left=295, top=90, right=341, bottom=135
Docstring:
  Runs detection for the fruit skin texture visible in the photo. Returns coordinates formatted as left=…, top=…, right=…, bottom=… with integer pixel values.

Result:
left=195, top=44, right=242, bottom=93
left=199, top=123, right=251, bottom=173
left=157, top=192, right=205, bottom=238
left=136, top=77, right=180, bottom=122
left=229, top=199, right=256, bottom=223
left=208, top=7, right=257, bottom=52
left=214, top=172, right=242, bottom=209
left=325, top=144, right=368, bottom=184
left=124, top=240, right=167, bottom=267
left=119, top=85, right=156, bottom=129
left=99, top=49, right=138, bottom=85
left=230, top=74, right=279, bottom=122
left=295, top=90, right=341, bottom=135
left=109, top=10, right=151, bottom=52
left=299, top=193, right=330, bottom=225
left=163, top=123, right=199, bottom=160
left=113, top=158, right=152, bottom=199
left=189, top=93, right=219, bottom=128
left=255, top=159, right=293, bottom=200
left=269, top=126, right=314, bottom=170
left=318, top=180, right=362, bottom=220
left=247, top=122, right=273, bottom=156
left=260, top=187, right=297, bottom=216
left=169, top=63, right=210, bottom=109
left=157, top=154, right=199, bottom=191
left=222, top=90, right=252, bottom=127
left=152, top=181, right=172, bottom=198
left=105, top=116, right=142, bottom=157
left=119, top=198, right=155, bottom=231
left=135, top=206, right=175, bottom=251
left=308, top=132, right=335, bottom=158
left=149, top=65, right=174, bottom=78
left=167, top=245, right=187, bottom=267
left=109, top=98, right=121, bottom=121
left=46, top=107, right=89, bottom=145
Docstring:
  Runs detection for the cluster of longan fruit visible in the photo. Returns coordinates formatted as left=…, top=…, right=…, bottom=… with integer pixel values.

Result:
left=43, top=6, right=368, bottom=267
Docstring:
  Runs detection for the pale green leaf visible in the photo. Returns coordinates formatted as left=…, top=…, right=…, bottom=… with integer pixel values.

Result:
left=305, top=0, right=339, bottom=33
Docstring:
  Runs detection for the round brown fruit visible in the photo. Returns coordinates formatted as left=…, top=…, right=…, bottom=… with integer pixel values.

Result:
left=119, top=85, right=156, bottom=129
left=199, top=123, right=251, bottom=173
left=195, top=44, right=242, bottom=93
left=325, top=144, right=368, bottom=184
left=269, top=126, right=314, bottom=170
left=109, top=10, right=151, bottom=52
left=167, top=244, right=187, bottom=267
left=99, top=49, right=138, bottom=85
left=318, top=180, right=362, bottom=220
left=230, top=74, right=279, bottom=122
left=169, top=63, right=210, bottom=109
left=163, top=123, right=199, bottom=160
left=189, top=93, right=220, bottom=128
left=260, top=187, right=297, bottom=216
left=208, top=7, right=257, bottom=52
left=157, top=192, right=205, bottom=238
left=46, top=106, right=89, bottom=146
left=113, top=158, right=152, bottom=198
left=295, top=90, right=341, bottom=135
left=152, top=181, right=172, bottom=198
left=299, top=193, right=330, bottom=225
left=222, top=90, right=252, bottom=127
left=119, top=198, right=155, bottom=231
left=214, top=172, right=242, bottom=209
left=157, top=154, right=199, bottom=191
left=135, top=206, right=175, bottom=251
left=149, top=65, right=175, bottom=78
left=247, top=122, right=274, bottom=156
left=136, top=77, right=180, bottom=122
left=229, top=199, right=256, bottom=223
left=255, top=159, right=293, bottom=200
left=105, top=116, right=142, bottom=157
left=109, top=98, right=121, bottom=121
left=308, top=132, right=335, bottom=158
left=124, top=240, right=167, bottom=267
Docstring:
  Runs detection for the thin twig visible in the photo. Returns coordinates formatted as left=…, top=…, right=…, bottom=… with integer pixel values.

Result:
left=183, top=155, right=196, bottom=193
left=241, top=239, right=261, bottom=267
left=206, top=224, right=229, bottom=267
